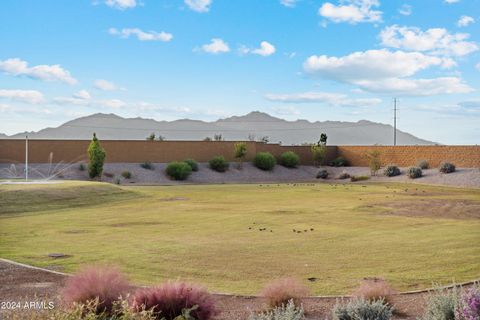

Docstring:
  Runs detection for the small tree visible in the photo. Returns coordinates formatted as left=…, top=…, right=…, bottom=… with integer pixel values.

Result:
left=157, top=135, right=165, bottom=141
left=87, top=133, right=106, bottom=179
left=214, top=134, right=223, bottom=141
left=260, top=136, right=269, bottom=143
left=311, top=133, right=327, bottom=167
left=234, top=142, right=247, bottom=169
left=366, top=149, right=382, bottom=176
left=203, top=137, right=212, bottom=141
left=146, top=133, right=155, bottom=141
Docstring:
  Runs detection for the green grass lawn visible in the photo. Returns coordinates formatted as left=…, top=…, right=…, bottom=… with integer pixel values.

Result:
left=1, top=181, right=479, bottom=295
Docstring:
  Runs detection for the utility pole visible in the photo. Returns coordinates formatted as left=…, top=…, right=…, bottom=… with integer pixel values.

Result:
left=393, top=98, right=397, bottom=146
left=25, top=135, right=29, bottom=181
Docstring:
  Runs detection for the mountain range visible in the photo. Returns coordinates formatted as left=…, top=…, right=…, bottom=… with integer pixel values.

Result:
left=1, top=112, right=435, bottom=145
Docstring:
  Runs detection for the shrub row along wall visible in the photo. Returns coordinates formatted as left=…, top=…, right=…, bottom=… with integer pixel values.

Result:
left=1, top=140, right=479, bottom=167
left=0, top=139, right=336, bottom=166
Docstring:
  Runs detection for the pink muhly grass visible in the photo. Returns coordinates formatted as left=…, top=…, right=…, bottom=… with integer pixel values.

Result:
left=261, top=277, right=310, bottom=308
left=131, top=281, right=216, bottom=320
left=61, top=265, right=131, bottom=314
left=353, top=278, right=396, bottom=305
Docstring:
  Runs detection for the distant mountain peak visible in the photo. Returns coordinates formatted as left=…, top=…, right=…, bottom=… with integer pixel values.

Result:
left=219, top=111, right=283, bottom=122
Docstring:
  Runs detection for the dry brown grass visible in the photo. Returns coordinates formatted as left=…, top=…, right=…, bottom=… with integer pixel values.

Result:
left=261, top=277, right=310, bottom=308
left=353, top=278, right=396, bottom=305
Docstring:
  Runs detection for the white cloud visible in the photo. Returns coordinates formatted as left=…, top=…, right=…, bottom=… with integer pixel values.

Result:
left=94, top=79, right=119, bottom=91
left=0, top=58, right=77, bottom=85
left=380, top=25, right=478, bottom=57
left=280, top=0, right=298, bottom=8
left=99, top=99, right=126, bottom=109
left=398, top=4, right=412, bottom=16
left=444, top=0, right=460, bottom=3
left=240, top=41, right=276, bottom=56
left=272, top=106, right=300, bottom=115
left=105, top=0, right=136, bottom=10
left=265, top=91, right=382, bottom=107
left=304, top=49, right=455, bottom=81
left=457, top=15, right=475, bottom=27
left=184, top=0, right=211, bottom=12
left=109, top=28, right=173, bottom=42
left=318, top=0, right=382, bottom=24
left=199, top=38, right=230, bottom=54
left=0, top=89, right=45, bottom=104
left=73, top=90, right=91, bottom=100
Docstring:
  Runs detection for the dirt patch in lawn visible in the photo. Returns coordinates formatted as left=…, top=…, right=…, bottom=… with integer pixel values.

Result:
left=379, top=199, right=480, bottom=219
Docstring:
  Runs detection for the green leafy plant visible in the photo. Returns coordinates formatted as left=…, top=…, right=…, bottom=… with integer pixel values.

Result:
left=146, top=133, right=156, bottom=141
left=234, top=142, right=248, bottom=169
left=316, top=169, right=328, bottom=179
left=248, top=300, right=305, bottom=320
left=417, top=160, right=429, bottom=169
left=332, top=298, right=393, bottom=320
left=329, top=157, right=349, bottom=167
left=88, top=133, right=106, bottom=179
left=140, top=162, right=154, bottom=170
left=407, top=166, right=422, bottom=179
left=311, top=133, right=328, bottom=167
left=121, top=171, right=132, bottom=179
left=209, top=156, right=229, bottom=172
left=419, top=287, right=460, bottom=320
left=280, top=151, right=300, bottom=168
left=253, top=152, right=277, bottom=171
left=383, top=165, right=400, bottom=177
left=183, top=159, right=199, bottom=172
left=79, top=163, right=86, bottom=171
left=439, top=162, right=456, bottom=174
left=166, top=162, right=193, bottom=180
left=365, top=150, right=381, bottom=176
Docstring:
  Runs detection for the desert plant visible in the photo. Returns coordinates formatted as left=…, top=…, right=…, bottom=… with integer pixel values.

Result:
left=417, top=159, right=429, bottom=169
left=419, top=287, right=460, bottom=320
left=140, top=162, right=154, bottom=170
left=209, top=155, right=229, bottom=172
left=121, top=171, right=132, bottom=179
left=203, top=137, right=212, bottom=141
left=333, top=298, right=393, bottom=320
left=329, top=157, right=349, bottom=167
left=88, top=133, right=106, bottom=179
left=365, top=150, right=381, bottom=176
left=311, top=133, right=328, bottom=167
left=113, top=176, right=122, bottom=185
left=79, top=163, right=86, bottom=171
left=383, top=165, right=400, bottom=177
left=353, top=279, right=396, bottom=306
left=132, top=281, right=216, bottom=320
left=316, top=169, right=328, bottom=179
left=337, top=171, right=351, bottom=180
left=248, top=300, right=305, bottom=320
left=61, top=265, right=130, bottom=315
left=234, top=142, right=248, bottom=169
left=350, top=175, right=370, bottom=182
left=165, top=162, right=192, bottom=181
left=280, top=151, right=300, bottom=168
left=183, top=159, right=199, bottom=172
left=455, top=285, right=480, bottom=320
left=439, top=162, right=456, bottom=174
left=261, top=278, right=310, bottom=308
left=213, top=134, right=223, bottom=141
left=254, top=152, right=277, bottom=171
left=407, top=166, right=422, bottom=179
left=146, top=133, right=156, bottom=141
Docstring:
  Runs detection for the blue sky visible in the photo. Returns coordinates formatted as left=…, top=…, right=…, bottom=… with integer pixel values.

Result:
left=0, top=0, right=479, bottom=144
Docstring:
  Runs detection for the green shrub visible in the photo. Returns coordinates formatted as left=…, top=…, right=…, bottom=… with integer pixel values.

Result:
left=407, top=166, right=422, bottom=179
left=87, top=133, right=106, bottom=179
left=366, top=150, right=381, bottom=176
left=316, top=169, right=328, bottom=179
left=280, top=151, right=300, bottom=168
left=165, top=162, right=192, bottom=180
left=79, top=163, right=86, bottom=171
left=417, top=159, right=429, bottom=169
left=234, top=142, right=248, bottom=169
left=253, top=152, right=276, bottom=171
left=329, top=157, right=349, bottom=167
left=311, top=144, right=327, bottom=167
left=419, top=287, right=459, bottom=320
left=248, top=300, right=305, bottom=320
left=183, top=159, right=199, bottom=172
left=140, top=162, right=154, bottom=170
left=439, top=162, right=455, bottom=174
left=333, top=298, right=393, bottom=320
left=209, top=156, right=229, bottom=172
left=350, top=175, right=370, bottom=182
left=113, top=176, right=122, bottom=185
left=383, top=165, right=400, bottom=177
left=121, top=171, right=131, bottom=179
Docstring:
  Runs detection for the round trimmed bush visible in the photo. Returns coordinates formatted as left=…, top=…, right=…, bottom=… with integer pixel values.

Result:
left=280, top=151, right=300, bottom=168
left=316, top=169, right=328, bottom=179
left=165, top=162, right=192, bottom=180
left=183, top=159, right=199, bottom=172
left=439, top=162, right=455, bottom=174
left=121, top=170, right=131, bottom=179
left=417, top=159, right=429, bottom=169
left=209, top=156, right=229, bottom=172
left=407, top=166, right=422, bottom=179
left=383, top=165, right=401, bottom=177
left=253, top=152, right=276, bottom=171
